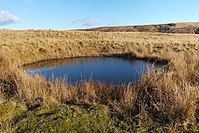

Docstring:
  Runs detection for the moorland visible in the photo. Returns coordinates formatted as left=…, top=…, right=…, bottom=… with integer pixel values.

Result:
left=0, top=23, right=199, bottom=132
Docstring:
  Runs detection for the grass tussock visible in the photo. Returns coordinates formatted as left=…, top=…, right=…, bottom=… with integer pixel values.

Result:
left=0, top=30, right=198, bottom=132
left=0, top=53, right=198, bottom=132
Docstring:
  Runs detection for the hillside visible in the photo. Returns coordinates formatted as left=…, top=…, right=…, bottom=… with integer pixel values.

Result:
left=80, top=22, right=199, bottom=34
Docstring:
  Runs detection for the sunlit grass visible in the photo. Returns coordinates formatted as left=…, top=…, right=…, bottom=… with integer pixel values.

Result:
left=0, top=30, right=198, bottom=132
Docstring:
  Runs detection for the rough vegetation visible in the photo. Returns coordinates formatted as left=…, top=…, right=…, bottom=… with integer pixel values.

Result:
left=81, top=22, right=199, bottom=34
left=0, top=29, right=198, bottom=132
left=0, top=29, right=199, bottom=65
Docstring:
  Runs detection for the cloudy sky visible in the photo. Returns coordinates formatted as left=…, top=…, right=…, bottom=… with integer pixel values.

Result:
left=0, top=0, right=199, bottom=30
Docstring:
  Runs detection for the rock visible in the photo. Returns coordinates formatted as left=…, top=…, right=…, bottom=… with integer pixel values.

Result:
left=168, top=23, right=176, bottom=26
left=156, top=24, right=176, bottom=33
left=195, top=28, right=199, bottom=34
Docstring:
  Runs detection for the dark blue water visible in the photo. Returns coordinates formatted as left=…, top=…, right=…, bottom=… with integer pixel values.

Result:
left=26, top=57, right=165, bottom=85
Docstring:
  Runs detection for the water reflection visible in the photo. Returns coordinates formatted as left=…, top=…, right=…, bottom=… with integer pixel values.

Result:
left=25, top=57, right=165, bottom=85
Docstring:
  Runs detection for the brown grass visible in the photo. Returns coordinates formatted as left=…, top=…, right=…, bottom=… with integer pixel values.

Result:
left=0, top=30, right=198, bottom=65
left=0, top=30, right=198, bottom=131
left=0, top=54, right=198, bottom=131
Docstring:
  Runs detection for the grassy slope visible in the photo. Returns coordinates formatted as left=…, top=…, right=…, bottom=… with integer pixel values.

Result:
left=81, top=22, right=199, bottom=34
left=0, top=30, right=199, bottom=132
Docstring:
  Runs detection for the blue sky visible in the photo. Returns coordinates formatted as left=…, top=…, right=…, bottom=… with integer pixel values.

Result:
left=0, top=0, right=199, bottom=30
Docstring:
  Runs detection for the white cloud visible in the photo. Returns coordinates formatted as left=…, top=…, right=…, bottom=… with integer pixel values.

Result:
left=0, top=11, right=20, bottom=26
left=72, top=18, right=101, bottom=27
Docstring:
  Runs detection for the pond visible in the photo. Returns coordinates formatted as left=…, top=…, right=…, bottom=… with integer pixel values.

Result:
left=25, top=57, right=165, bottom=85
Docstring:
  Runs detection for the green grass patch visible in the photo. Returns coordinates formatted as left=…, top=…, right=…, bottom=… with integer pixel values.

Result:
left=14, top=104, right=129, bottom=133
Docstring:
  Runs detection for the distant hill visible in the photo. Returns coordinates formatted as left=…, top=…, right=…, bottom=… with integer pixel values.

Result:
left=80, top=22, right=199, bottom=34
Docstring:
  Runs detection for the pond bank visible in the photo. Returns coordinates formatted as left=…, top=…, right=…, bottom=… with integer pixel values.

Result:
left=0, top=30, right=198, bottom=132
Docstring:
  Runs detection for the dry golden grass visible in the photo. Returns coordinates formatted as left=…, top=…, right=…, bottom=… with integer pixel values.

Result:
left=0, top=29, right=198, bottom=131
left=0, top=54, right=198, bottom=131
left=0, top=30, right=198, bottom=65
